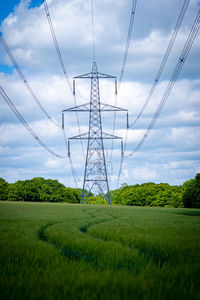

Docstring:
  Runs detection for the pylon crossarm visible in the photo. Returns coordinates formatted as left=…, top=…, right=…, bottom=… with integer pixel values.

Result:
left=74, top=72, right=116, bottom=80
left=101, top=132, right=122, bottom=139
left=69, top=132, right=88, bottom=139
left=97, top=72, right=116, bottom=79
left=100, top=103, right=127, bottom=112
left=74, top=72, right=93, bottom=79
left=63, top=102, right=127, bottom=112
left=69, top=132, right=122, bottom=140
left=62, top=103, right=90, bottom=112
left=85, top=179, right=107, bottom=182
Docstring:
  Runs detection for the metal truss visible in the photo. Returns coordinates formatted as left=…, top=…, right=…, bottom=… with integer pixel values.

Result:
left=63, top=62, right=127, bottom=204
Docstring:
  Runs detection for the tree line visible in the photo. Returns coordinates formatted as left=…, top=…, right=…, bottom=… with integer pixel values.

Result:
left=0, top=173, right=199, bottom=208
left=0, top=177, right=82, bottom=203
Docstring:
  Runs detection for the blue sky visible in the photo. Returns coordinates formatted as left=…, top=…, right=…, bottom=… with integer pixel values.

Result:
left=0, top=0, right=44, bottom=22
left=0, top=0, right=200, bottom=189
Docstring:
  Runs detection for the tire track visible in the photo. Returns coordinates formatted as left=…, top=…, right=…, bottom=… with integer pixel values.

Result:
left=38, top=211, right=167, bottom=273
left=85, top=216, right=168, bottom=266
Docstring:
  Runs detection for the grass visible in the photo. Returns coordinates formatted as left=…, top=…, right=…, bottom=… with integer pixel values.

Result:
left=0, top=201, right=200, bottom=300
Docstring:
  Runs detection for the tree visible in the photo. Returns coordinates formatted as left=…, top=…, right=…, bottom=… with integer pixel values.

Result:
left=4, top=177, right=83, bottom=203
left=85, top=196, right=106, bottom=204
left=182, top=174, right=200, bottom=208
left=182, top=179, right=196, bottom=208
left=0, top=178, right=9, bottom=201
left=1, top=175, right=197, bottom=207
left=8, top=182, right=25, bottom=201
left=194, top=173, right=200, bottom=208
left=72, top=188, right=82, bottom=203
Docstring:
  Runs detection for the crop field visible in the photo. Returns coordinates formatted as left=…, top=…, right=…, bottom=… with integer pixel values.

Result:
left=0, top=201, right=200, bottom=300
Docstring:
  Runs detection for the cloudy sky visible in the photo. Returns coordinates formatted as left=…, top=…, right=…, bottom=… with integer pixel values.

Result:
left=0, top=0, right=200, bottom=189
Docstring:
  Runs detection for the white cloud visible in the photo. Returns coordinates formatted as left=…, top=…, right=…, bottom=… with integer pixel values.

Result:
left=169, top=127, right=200, bottom=148
left=44, top=157, right=62, bottom=168
left=163, top=160, right=196, bottom=170
left=131, top=167, right=158, bottom=182
left=130, top=31, right=167, bottom=57
left=0, top=0, right=199, bottom=188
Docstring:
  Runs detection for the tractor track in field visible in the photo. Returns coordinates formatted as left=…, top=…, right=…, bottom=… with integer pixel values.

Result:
left=38, top=213, right=122, bottom=271
left=38, top=210, right=168, bottom=272
left=81, top=213, right=168, bottom=267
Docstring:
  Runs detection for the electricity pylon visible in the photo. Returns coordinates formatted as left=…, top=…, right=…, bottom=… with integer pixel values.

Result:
left=63, top=62, right=128, bottom=204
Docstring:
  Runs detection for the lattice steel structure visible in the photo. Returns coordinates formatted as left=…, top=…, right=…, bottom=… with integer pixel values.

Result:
left=63, top=62, right=127, bottom=204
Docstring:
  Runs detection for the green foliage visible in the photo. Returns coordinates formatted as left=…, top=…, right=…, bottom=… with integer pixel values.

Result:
left=1, top=177, right=82, bottom=203
left=1, top=174, right=199, bottom=207
left=195, top=173, right=200, bottom=206
left=0, top=202, right=200, bottom=300
left=8, top=181, right=25, bottom=201
left=0, top=178, right=9, bottom=201
left=182, top=173, right=200, bottom=208
left=111, top=182, right=183, bottom=208
left=85, top=195, right=106, bottom=204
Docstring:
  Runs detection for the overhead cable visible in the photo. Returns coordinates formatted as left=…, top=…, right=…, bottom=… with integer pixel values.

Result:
left=117, top=7, right=200, bottom=185
left=129, top=0, right=190, bottom=128
left=0, top=34, right=61, bottom=129
left=126, top=8, right=200, bottom=158
left=43, top=0, right=72, bottom=92
left=0, top=86, right=80, bottom=187
left=43, top=0, right=85, bottom=157
left=118, top=0, right=138, bottom=90
left=0, top=86, right=65, bottom=158
left=61, top=125, right=80, bottom=187
left=116, top=0, right=192, bottom=187
left=109, top=0, right=138, bottom=181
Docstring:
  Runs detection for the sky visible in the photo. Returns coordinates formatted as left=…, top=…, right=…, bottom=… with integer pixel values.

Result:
left=0, top=0, right=200, bottom=189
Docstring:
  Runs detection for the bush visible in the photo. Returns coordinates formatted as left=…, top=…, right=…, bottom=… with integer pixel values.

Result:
left=182, top=173, right=200, bottom=208
left=85, top=196, right=107, bottom=204
left=0, top=178, right=9, bottom=201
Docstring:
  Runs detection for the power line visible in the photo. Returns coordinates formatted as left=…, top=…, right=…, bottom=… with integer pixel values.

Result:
left=61, top=126, right=80, bottom=187
left=0, top=4, right=83, bottom=186
left=117, top=0, right=192, bottom=187
left=118, top=0, right=138, bottom=89
left=43, top=0, right=72, bottom=93
left=43, top=0, right=85, bottom=157
left=116, top=7, right=200, bottom=187
left=0, top=86, right=65, bottom=158
left=129, top=0, right=190, bottom=128
left=116, top=128, right=129, bottom=188
left=126, top=8, right=200, bottom=158
left=61, top=122, right=81, bottom=185
left=0, top=86, right=80, bottom=187
left=109, top=0, right=138, bottom=182
left=0, top=34, right=61, bottom=129
left=117, top=8, right=200, bottom=185
left=0, top=34, right=80, bottom=187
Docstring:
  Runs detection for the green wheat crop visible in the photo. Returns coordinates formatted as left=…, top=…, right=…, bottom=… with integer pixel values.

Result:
left=0, top=201, right=200, bottom=300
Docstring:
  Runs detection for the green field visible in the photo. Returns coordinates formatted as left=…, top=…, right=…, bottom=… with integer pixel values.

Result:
left=0, top=201, right=200, bottom=300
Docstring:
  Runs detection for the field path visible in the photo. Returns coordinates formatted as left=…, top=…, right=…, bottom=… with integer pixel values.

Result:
left=38, top=209, right=167, bottom=272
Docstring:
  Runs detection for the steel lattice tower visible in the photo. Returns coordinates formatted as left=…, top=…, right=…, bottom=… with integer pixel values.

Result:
left=63, top=62, right=127, bottom=204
